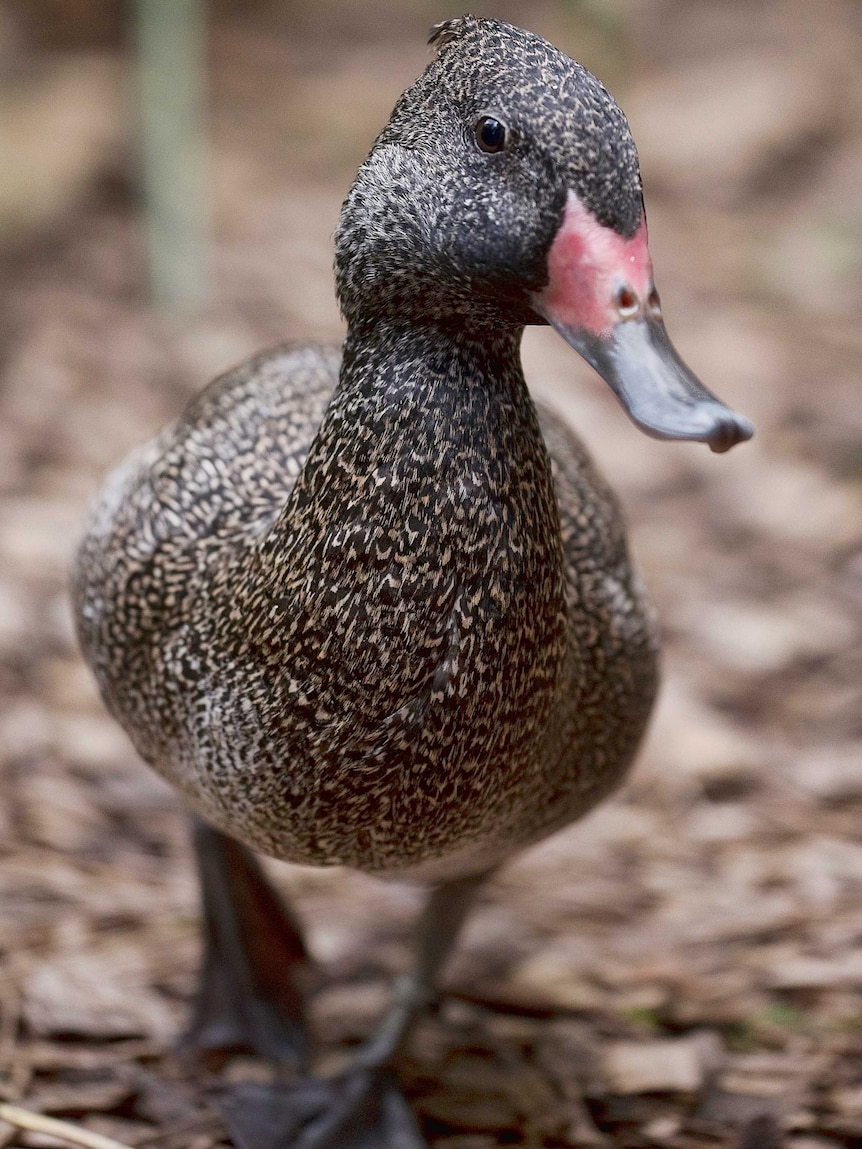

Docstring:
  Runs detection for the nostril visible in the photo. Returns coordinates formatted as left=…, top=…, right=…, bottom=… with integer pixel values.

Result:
left=615, top=285, right=639, bottom=317
left=647, top=288, right=662, bottom=318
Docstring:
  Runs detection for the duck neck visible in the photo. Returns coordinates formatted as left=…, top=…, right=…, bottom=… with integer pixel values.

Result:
left=257, top=316, right=563, bottom=614
left=312, top=316, right=544, bottom=515
left=339, top=315, right=526, bottom=411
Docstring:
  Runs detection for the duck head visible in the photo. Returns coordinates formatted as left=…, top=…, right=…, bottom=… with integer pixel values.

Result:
left=335, top=16, right=753, bottom=453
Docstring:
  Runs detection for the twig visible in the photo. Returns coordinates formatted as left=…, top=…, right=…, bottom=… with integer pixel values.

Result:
left=0, top=1103, right=134, bottom=1149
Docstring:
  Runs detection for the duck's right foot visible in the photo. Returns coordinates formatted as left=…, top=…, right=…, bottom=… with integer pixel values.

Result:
left=182, top=817, right=311, bottom=1067
left=219, top=1067, right=425, bottom=1149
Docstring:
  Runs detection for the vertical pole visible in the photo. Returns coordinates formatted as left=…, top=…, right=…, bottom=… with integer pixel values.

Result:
left=135, top=0, right=208, bottom=313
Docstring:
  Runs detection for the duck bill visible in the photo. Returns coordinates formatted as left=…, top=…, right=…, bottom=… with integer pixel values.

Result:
left=532, top=190, right=753, bottom=452
left=543, top=312, right=755, bottom=454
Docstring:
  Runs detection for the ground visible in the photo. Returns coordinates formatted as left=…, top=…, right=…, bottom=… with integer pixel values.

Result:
left=0, top=1, right=861, bottom=1147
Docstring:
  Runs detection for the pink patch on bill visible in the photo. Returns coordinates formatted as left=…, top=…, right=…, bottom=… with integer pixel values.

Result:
left=535, top=190, right=653, bottom=338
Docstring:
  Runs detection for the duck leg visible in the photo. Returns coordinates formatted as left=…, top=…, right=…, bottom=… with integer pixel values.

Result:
left=218, top=870, right=489, bottom=1149
left=182, top=816, right=310, bottom=1066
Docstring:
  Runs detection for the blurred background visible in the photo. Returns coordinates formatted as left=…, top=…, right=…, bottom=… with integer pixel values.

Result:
left=0, top=1, right=860, bottom=1147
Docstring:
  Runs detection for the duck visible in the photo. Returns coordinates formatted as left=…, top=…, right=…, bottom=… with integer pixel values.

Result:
left=72, top=16, right=753, bottom=1149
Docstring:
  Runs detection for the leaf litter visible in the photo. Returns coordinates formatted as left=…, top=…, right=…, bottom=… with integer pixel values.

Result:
left=1, top=1, right=861, bottom=1146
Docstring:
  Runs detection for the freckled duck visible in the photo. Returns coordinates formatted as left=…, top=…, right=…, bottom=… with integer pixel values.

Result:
left=73, top=16, right=753, bottom=1149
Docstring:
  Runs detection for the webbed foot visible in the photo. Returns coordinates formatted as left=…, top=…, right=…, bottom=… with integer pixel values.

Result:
left=219, top=1068, right=425, bottom=1149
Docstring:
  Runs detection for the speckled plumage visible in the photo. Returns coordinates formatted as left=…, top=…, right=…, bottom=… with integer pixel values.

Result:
left=73, top=17, right=659, bottom=883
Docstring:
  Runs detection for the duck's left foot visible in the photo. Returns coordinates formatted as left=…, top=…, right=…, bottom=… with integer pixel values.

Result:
left=219, top=1067, right=425, bottom=1149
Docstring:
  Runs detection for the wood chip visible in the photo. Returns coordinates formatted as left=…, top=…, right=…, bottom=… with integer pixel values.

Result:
left=768, top=951, right=862, bottom=989
left=22, top=951, right=175, bottom=1041
left=603, top=1033, right=724, bottom=1095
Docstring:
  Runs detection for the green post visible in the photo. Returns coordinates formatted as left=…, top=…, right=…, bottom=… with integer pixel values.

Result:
left=135, top=0, right=208, bottom=313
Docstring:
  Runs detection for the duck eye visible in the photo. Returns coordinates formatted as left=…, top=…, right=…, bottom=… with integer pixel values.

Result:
left=615, top=285, right=639, bottom=317
left=475, top=115, right=507, bottom=153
